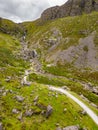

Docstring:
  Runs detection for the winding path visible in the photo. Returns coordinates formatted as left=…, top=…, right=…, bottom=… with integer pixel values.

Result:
left=22, top=65, right=98, bottom=125
left=49, top=86, right=98, bottom=125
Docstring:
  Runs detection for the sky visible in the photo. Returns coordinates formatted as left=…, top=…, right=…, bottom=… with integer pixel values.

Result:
left=0, top=0, right=67, bottom=23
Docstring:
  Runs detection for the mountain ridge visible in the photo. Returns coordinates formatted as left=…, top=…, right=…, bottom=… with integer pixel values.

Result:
left=41, top=0, right=98, bottom=21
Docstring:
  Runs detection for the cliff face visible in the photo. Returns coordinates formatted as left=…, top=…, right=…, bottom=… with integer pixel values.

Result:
left=41, top=0, right=98, bottom=21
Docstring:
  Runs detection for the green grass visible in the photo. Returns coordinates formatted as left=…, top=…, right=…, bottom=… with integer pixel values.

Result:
left=1, top=82, right=98, bottom=130
left=29, top=72, right=98, bottom=106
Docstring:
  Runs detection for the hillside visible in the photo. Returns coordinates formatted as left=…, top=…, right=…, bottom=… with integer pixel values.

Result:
left=0, top=1, right=98, bottom=130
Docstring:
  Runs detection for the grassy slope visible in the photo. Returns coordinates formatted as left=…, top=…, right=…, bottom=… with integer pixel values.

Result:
left=0, top=13, right=98, bottom=129
left=22, top=12, right=98, bottom=83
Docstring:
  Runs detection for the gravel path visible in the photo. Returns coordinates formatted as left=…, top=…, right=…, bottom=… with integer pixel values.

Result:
left=49, top=86, right=98, bottom=125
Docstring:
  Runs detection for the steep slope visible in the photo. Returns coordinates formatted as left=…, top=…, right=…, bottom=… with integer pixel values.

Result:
left=22, top=12, right=98, bottom=71
left=0, top=18, right=23, bottom=36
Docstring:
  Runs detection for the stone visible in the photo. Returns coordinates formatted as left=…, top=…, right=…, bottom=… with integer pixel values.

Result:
left=12, top=109, right=19, bottom=114
left=2, top=92, right=7, bottom=96
left=0, top=122, right=3, bottom=130
left=31, top=50, right=37, bottom=58
left=46, top=105, right=53, bottom=118
left=17, top=113, right=23, bottom=121
left=33, top=96, right=39, bottom=102
left=15, top=95, right=24, bottom=102
left=5, top=76, right=11, bottom=82
left=25, top=109, right=33, bottom=117
left=81, top=110, right=87, bottom=115
left=63, top=108, right=67, bottom=112
left=63, top=125, right=79, bottom=130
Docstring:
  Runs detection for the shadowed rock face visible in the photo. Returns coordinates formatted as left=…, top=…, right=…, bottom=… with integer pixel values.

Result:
left=41, top=0, right=98, bottom=21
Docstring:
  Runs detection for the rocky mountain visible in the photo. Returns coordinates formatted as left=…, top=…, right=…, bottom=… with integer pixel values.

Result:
left=41, top=0, right=98, bottom=21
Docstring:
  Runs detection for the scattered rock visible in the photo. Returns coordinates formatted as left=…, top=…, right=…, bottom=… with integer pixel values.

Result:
left=15, top=95, right=24, bottom=102
left=46, top=105, right=53, bottom=118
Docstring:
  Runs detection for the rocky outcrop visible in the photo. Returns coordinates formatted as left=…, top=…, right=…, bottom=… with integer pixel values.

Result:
left=41, top=0, right=98, bottom=21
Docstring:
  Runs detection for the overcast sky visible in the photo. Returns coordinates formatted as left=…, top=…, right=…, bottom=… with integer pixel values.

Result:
left=0, top=0, right=67, bottom=23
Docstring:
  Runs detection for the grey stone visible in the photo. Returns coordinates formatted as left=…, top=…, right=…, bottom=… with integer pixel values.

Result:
left=33, top=96, right=39, bottom=102
left=12, top=109, right=19, bottom=114
left=15, top=95, right=24, bottom=102
left=63, top=125, right=79, bottom=130
left=81, top=110, right=87, bottom=115
left=46, top=105, right=53, bottom=118
left=25, top=109, right=33, bottom=117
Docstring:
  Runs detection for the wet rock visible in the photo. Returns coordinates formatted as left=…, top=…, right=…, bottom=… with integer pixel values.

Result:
left=12, top=109, right=19, bottom=114
left=15, top=95, right=24, bottom=102
left=0, top=122, right=3, bottom=130
left=63, top=125, right=79, bottom=130
left=46, top=105, right=53, bottom=118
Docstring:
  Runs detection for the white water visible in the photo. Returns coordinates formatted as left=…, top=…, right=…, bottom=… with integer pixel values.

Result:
left=49, top=86, right=98, bottom=125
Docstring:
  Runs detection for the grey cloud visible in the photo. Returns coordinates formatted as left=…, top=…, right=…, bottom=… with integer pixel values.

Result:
left=0, top=0, right=67, bottom=23
left=0, top=0, right=50, bottom=22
